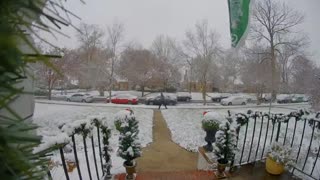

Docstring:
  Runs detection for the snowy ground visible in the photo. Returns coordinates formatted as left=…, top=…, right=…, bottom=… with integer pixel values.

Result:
left=161, top=106, right=320, bottom=179
left=36, top=99, right=310, bottom=110
left=51, top=89, right=307, bottom=101
left=33, top=103, right=153, bottom=179
left=33, top=101, right=318, bottom=179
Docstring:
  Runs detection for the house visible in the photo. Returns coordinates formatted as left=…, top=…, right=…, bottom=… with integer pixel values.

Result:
left=113, top=75, right=129, bottom=91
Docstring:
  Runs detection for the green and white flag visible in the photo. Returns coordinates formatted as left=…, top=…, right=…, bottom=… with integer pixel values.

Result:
left=228, top=0, right=252, bottom=48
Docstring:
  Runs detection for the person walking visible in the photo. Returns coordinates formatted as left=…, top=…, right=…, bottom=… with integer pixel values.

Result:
left=158, top=92, right=167, bottom=109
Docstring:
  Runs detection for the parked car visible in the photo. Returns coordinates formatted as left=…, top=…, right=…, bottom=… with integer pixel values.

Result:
left=66, top=93, right=94, bottom=103
left=106, top=94, right=138, bottom=104
left=145, top=94, right=177, bottom=105
left=221, top=96, right=247, bottom=106
left=177, top=92, right=192, bottom=101
left=243, top=95, right=258, bottom=103
left=291, top=96, right=309, bottom=103
left=277, top=96, right=293, bottom=104
left=211, top=94, right=230, bottom=102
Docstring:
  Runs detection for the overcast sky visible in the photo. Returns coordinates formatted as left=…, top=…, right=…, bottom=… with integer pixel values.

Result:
left=48, top=0, right=320, bottom=63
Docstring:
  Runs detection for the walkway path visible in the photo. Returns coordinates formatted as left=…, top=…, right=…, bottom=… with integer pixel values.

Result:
left=136, top=110, right=198, bottom=172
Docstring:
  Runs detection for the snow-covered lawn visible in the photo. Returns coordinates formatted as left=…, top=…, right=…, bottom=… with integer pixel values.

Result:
left=161, top=107, right=320, bottom=179
left=33, top=103, right=153, bottom=179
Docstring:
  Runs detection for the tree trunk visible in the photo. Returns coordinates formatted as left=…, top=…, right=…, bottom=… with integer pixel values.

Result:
left=141, top=86, right=145, bottom=97
left=189, top=67, right=193, bottom=94
left=202, top=81, right=207, bottom=105
left=109, top=57, right=115, bottom=103
left=48, top=88, right=52, bottom=100
left=271, top=46, right=277, bottom=102
left=99, top=87, right=104, bottom=96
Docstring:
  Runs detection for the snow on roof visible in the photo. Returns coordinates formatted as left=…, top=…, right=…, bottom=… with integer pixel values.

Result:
left=113, top=74, right=128, bottom=82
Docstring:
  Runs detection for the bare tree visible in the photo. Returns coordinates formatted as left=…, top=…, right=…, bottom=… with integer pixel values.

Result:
left=277, top=37, right=308, bottom=92
left=183, top=20, right=220, bottom=105
left=153, top=58, right=181, bottom=92
left=35, top=49, right=73, bottom=100
left=151, top=35, right=183, bottom=66
left=252, top=0, right=304, bottom=101
left=291, top=55, right=315, bottom=93
left=218, top=50, right=241, bottom=92
left=241, top=45, right=273, bottom=103
left=106, top=21, right=124, bottom=101
left=118, top=49, right=156, bottom=96
left=76, top=23, right=105, bottom=89
left=151, top=35, right=182, bottom=91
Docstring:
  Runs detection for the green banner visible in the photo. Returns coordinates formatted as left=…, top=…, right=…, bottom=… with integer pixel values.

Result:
left=228, top=0, right=251, bottom=48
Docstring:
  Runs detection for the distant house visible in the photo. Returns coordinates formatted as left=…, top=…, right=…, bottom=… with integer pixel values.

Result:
left=188, top=81, right=215, bottom=92
left=113, top=75, right=129, bottom=91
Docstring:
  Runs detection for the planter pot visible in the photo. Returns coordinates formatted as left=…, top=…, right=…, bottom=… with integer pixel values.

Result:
left=203, top=128, right=218, bottom=152
left=124, top=161, right=136, bottom=180
left=217, top=159, right=228, bottom=174
left=67, top=161, right=77, bottom=172
left=266, top=157, right=284, bottom=175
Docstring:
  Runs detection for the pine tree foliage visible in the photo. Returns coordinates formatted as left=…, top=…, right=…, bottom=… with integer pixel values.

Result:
left=0, top=0, right=79, bottom=179
left=115, top=110, right=141, bottom=166
left=214, top=121, right=238, bottom=161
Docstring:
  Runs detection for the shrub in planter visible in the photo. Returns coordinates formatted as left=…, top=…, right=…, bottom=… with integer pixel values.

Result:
left=214, top=121, right=238, bottom=174
left=202, top=111, right=224, bottom=151
left=266, top=142, right=294, bottom=175
left=115, top=109, right=141, bottom=179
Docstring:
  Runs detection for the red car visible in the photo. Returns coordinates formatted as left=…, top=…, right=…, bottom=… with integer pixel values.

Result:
left=106, top=94, right=139, bottom=104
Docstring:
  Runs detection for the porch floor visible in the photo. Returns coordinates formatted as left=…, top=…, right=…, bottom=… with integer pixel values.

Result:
left=114, top=162, right=299, bottom=180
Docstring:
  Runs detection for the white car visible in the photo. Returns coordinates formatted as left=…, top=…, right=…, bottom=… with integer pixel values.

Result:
left=221, top=96, right=247, bottom=106
left=66, top=93, right=94, bottom=103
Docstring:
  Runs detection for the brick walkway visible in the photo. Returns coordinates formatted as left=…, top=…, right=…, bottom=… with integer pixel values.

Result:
left=114, top=163, right=299, bottom=180
left=135, top=110, right=197, bottom=172
left=114, top=170, right=215, bottom=180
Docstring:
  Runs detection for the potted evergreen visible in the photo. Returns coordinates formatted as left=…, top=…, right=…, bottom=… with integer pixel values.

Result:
left=214, top=121, right=238, bottom=175
left=115, top=109, right=141, bottom=180
left=202, top=111, right=224, bottom=151
left=266, top=142, right=294, bottom=175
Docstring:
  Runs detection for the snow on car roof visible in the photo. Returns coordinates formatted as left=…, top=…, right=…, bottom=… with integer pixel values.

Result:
left=116, top=93, right=137, bottom=98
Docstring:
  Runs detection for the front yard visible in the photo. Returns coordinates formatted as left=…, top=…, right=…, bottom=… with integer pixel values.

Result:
left=33, top=103, right=153, bottom=177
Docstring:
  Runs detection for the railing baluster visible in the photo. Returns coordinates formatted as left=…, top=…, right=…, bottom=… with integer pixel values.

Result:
left=247, top=115, right=257, bottom=163
left=47, top=170, right=52, bottom=180
left=275, top=121, right=281, bottom=142
left=295, top=119, right=307, bottom=162
left=254, top=115, right=264, bottom=161
left=311, top=144, right=320, bottom=176
left=97, top=126, right=104, bottom=175
left=91, top=136, right=100, bottom=179
left=283, top=119, right=289, bottom=145
left=261, top=115, right=270, bottom=159
left=239, top=120, right=249, bottom=165
left=83, top=136, right=93, bottom=180
left=291, top=118, right=298, bottom=147
left=59, top=147, right=70, bottom=180
left=270, top=116, right=276, bottom=143
left=302, top=121, right=316, bottom=171
left=72, top=135, right=82, bottom=180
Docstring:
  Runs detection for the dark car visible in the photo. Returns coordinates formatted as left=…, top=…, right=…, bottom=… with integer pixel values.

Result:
left=277, top=96, right=292, bottom=104
left=177, top=92, right=192, bottom=102
left=145, top=95, right=177, bottom=105
left=291, top=96, right=309, bottom=103
left=211, top=94, right=230, bottom=102
left=211, top=96, right=229, bottom=103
